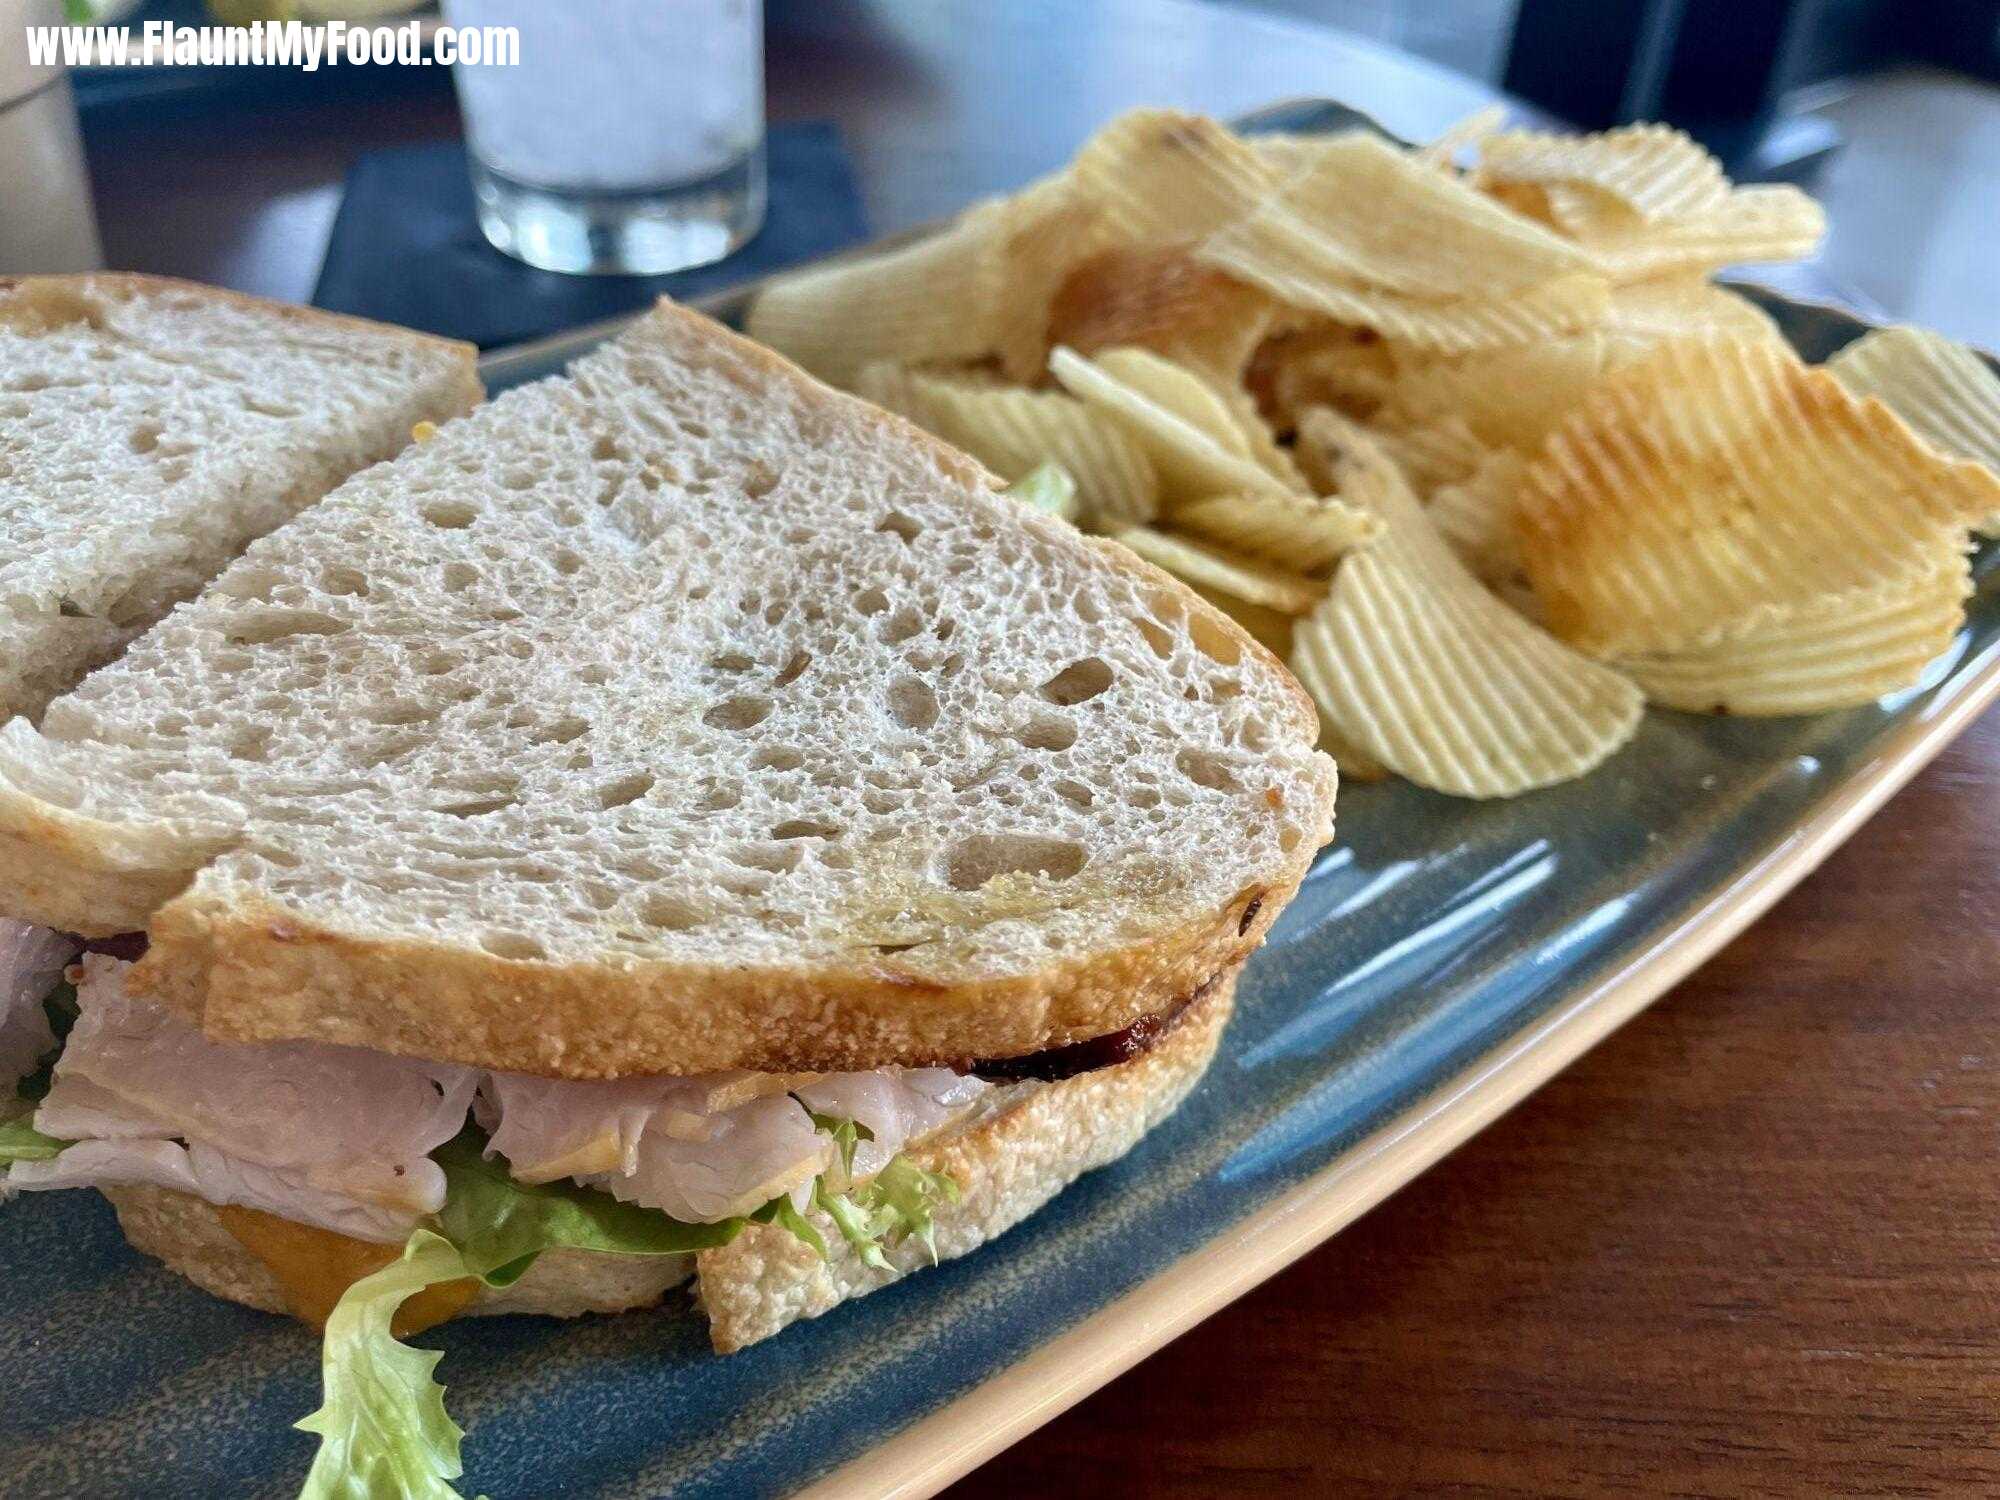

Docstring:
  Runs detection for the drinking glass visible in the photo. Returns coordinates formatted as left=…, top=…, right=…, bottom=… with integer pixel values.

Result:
left=443, top=0, right=765, bottom=276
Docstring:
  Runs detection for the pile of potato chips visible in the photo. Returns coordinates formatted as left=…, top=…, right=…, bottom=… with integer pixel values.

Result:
left=748, top=108, right=2000, bottom=799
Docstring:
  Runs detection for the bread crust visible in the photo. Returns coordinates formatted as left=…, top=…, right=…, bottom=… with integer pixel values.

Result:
left=132, top=862, right=1287, bottom=1075
left=0, top=273, right=480, bottom=377
left=96, top=972, right=1233, bottom=1343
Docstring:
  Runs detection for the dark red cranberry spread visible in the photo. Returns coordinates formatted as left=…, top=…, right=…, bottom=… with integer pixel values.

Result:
left=964, top=976, right=1216, bottom=1083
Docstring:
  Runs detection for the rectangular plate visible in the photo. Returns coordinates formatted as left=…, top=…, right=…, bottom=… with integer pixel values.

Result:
left=4, top=99, right=1997, bottom=1500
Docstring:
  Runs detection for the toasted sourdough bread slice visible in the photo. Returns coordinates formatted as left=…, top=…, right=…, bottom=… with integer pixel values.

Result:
left=0, top=274, right=481, bottom=723
left=0, top=299, right=1333, bottom=1074
left=102, top=973, right=1233, bottom=1348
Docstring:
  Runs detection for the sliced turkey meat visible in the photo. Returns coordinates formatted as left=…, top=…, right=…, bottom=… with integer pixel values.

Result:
left=792, top=1070, right=989, bottom=1187
left=482, top=1067, right=991, bottom=1221
left=35, top=956, right=476, bottom=1213
left=0, top=919, right=75, bottom=1093
left=12, top=954, right=993, bottom=1236
left=8, top=1138, right=421, bottom=1241
left=476, top=1070, right=809, bottom=1184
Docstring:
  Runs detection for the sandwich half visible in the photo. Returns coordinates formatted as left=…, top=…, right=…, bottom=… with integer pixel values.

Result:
left=0, top=273, right=481, bottom=723
left=0, top=299, right=1334, bottom=1490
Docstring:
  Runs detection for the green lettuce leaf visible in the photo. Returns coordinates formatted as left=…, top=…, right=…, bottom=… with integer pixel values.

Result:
left=799, top=1105, right=873, bottom=1183
left=862, top=1157, right=962, bottom=1264
left=431, top=1131, right=745, bottom=1286
left=812, top=1181, right=895, bottom=1271
left=295, top=1229, right=472, bottom=1500
left=796, top=1111, right=960, bottom=1270
left=0, top=1116, right=67, bottom=1163
left=1003, top=463, right=1081, bottom=522
left=283, top=1119, right=961, bottom=1496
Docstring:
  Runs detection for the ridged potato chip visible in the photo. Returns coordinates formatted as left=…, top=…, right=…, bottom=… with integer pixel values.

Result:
left=1518, top=336, right=2000, bottom=658
left=1050, top=345, right=1298, bottom=500
left=1426, top=448, right=1528, bottom=584
left=1252, top=324, right=1398, bottom=426
left=1476, top=124, right=1729, bottom=225
left=1115, top=527, right=1324, bottom=614
left=1294, top=401, right=1486, bottom=494
left=1213, top=378, right=1309, bottom=490
left=1826, top=325, right=2000, bottom=534
left=1376, top=335, right=1606, bottom=453
left=1066, top=108, right=1278, bottom=248
left=1569, top=185, right=1826, bottom=282
left=747, top=199, right=1017, bottom=384
left=1045, top=245, right=1282, bottom=384
left=1599, top=277, right=1782, bottom=361
left=1199, top=254, right=1610, bottom=354
left=1288, top=414, right=1643, bottom=797
left=1207, top=131, right=1596, bottom=298
left=1248, top=131, right=1323, bottom=179
left=990, top=175, right=1118, bottom=383
left=1174, top=492, right=1382, bottom=575
left=854, top=362, right=1161, bottom=527
left=1260, top=108, right=1504, bottom=180
left=1197, top=131, right=1610, bottom=353
left=1621, top=544, right=1971, bottom=714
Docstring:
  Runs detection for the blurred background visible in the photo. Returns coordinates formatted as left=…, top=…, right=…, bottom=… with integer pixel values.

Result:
left=8, top=0, right=1998, bottom=347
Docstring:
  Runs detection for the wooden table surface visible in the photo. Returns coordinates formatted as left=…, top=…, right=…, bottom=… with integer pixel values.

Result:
left=71, top=2, right=2000, bottom=1494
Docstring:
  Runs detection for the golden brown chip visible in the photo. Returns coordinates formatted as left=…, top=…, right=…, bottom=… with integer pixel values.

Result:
left=1251, top=323, right=1398, bottom=427
left=1214, top=379, right=1309, bottom=490
left=1475, top=124, right=1729, bottom=224
left=1185, top=580, right=1299, bottom=658
left=1246, top=131, right=1322, bottom=179
left=1199, top=257, right=1611, bottom=354
left=1044, top=245, right=1282, bottom=385
left=1375, top=335, right=1607, bottom=453
left=1826, top=325, right=2000, bottom=534
left=989, top=174, right=1118, bottom=384
left=1196, top=131, right=1610, bottom=352
left=1621, top=544, right=1971, bottom=714
left=1288, top=416, right=1643, bottom=797
left=1518, top=336, right=2000, bottom=658
left=1206, top=131, right=1596, bottom=298
left=1114, top=526, right=1324, bottom=614
left=854, top=362, right=1160, bottom=527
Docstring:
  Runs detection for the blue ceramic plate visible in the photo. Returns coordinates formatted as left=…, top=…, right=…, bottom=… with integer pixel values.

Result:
left=5, top=101, right=1997, bottom=1500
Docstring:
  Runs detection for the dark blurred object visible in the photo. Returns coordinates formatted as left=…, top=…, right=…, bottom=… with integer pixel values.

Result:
left=1504, top=0, right=2000, bottom=180
left=311, top=122, right=864, bottom=347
